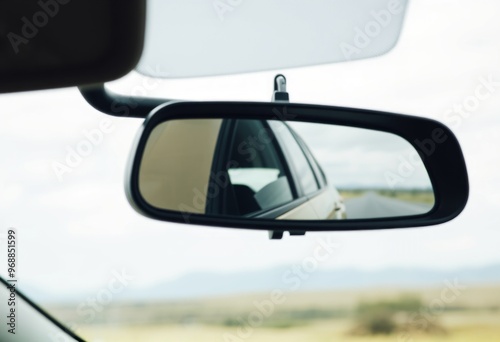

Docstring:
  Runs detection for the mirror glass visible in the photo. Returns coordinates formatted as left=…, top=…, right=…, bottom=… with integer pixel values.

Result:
left=138, top=119, right=434, bottom=220
left=138, top=0, right=409, bottom=78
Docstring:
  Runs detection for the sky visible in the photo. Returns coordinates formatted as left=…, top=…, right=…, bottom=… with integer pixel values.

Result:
left=0, top=0, right=500, bottom=302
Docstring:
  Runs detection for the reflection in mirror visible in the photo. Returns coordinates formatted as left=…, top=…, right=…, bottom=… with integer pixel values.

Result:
left=139, top=119, right=434, bottom=221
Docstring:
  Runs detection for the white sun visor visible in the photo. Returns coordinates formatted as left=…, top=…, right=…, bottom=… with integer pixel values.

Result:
left=137, top=0, right=409, bottom=78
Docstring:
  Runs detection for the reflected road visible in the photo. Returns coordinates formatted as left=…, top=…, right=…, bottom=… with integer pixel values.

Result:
left=345, top=192, right=433, bottom=219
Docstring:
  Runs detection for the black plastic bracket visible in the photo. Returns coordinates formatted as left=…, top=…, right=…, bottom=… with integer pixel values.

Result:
left=272, top=74, right=289, bottom=103
left=269, top=230, right=284, bottom=239
left=269, top=230, right=307, bottom=240
left=78, top=83, right=170, bottom=118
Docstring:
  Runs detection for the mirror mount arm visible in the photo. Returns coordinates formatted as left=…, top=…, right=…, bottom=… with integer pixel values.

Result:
left=79, top=75, right=289, bottom=118
left=78, top=83, right=171, bottom=118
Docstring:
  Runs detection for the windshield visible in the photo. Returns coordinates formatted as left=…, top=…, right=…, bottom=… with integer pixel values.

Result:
left=1, top=0, right=500, bottom=341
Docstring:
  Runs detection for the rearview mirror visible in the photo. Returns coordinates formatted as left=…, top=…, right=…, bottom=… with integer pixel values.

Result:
left=126, top=102, right=468, bottom=235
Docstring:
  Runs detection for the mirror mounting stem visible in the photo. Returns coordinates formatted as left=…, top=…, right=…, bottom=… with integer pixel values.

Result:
left=272, top=74, right=290, bottom=103
left=269, top=75, right=304, bottom=240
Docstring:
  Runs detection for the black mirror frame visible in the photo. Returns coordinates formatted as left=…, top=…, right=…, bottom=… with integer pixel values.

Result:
left=126, top=101, right=469, bottom=233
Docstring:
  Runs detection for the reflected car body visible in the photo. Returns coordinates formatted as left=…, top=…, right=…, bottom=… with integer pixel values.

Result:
left=139, top=118, right=346, bottom=220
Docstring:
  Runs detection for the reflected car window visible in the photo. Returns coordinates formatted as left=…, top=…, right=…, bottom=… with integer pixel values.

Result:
left=269, top=121, right=319, bottom=196
left=225, top=120, right=295, bottom=215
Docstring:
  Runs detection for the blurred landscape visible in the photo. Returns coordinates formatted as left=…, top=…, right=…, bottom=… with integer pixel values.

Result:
left=339, top=189, right=435, bottom=205
left=339, top=188, right=435, bottom=219
left=40, top=265, right=500, bottom=341
left=53, top=286, right=500, bottom=341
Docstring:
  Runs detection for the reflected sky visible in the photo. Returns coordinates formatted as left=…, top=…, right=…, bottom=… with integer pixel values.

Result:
left=288, top=122, right=432, bottom=189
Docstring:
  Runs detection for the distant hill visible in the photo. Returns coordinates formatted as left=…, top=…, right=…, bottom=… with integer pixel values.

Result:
left=18, top=264, right=500, bottom=304
left=121, top=264, right=500, bottom=302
